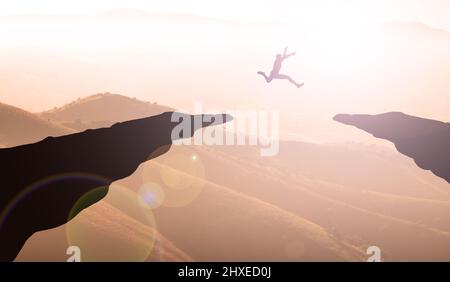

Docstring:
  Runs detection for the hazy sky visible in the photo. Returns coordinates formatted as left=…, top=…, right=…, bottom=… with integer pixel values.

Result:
left=1, top=0, right=450, bottom=30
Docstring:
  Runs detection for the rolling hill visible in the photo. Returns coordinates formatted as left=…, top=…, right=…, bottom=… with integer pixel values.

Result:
left=0, top=99, right=190, bottom=261
left=16, top=199, right=193, bottom=262
left=0, top=102, right=74, bottom=147
left=40, top=93, right=173, bottom=131
left=2, top=95, right=449, bottom=261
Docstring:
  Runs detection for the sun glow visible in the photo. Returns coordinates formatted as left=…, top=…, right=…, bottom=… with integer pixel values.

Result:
left=301, top=22, right=382, bottom=76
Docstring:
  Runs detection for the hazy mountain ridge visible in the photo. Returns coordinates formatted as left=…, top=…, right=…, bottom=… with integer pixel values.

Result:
left=54, top=95, right=450, bottom=260
left=144, top=157, right=365, bottom=261
left=0, top=9, right=241, bottom=25
left=2, top=96, right=450, bottom=261
left=1, top=10, right=449, bottom=34
left=184, top=144, right=450, bottom=260
left=382, top=21, right=450, bottom=38
left=40, top=93, right=173, bottom=131
left=16, top=200, right=193, bottom=262
left=0, top=102, right=75, bottom=147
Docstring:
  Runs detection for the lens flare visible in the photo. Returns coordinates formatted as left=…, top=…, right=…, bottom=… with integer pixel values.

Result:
left=142, top=147, right=206, bottom=207
left=66, top=183, right=157, bottom=261
left=0, top=172, right=110, bottom=230
left=138, top=182, right=164, bottom=209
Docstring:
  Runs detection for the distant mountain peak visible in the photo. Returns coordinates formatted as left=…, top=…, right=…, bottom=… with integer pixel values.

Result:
left=40, top=93, right=172, bottom=131
left=0, top=101, right=74, bottom=147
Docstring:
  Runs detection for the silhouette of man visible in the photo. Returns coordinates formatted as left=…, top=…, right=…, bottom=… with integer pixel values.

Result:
left=258, top=47, right=304, bottom=88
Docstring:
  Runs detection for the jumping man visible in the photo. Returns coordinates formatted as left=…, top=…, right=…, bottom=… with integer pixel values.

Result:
left=257, top=47, right=304, bottom=88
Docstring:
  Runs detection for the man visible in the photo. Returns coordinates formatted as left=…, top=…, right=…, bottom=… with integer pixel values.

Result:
left=258, top=47, right=304, bottom=88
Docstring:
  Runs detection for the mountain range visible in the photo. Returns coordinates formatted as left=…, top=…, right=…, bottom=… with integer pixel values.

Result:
left=1, top=94, right=449, bottom=261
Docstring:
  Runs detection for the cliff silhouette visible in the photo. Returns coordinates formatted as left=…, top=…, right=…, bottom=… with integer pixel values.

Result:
left=0, top=112, right=231, bottom=261
left=334, top=112, right=450, bottom=184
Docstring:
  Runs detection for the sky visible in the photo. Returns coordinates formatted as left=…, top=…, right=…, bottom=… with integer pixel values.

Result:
left=0, top=0, right=450, bottom=31
left=0, top=0, right=449, bottom=144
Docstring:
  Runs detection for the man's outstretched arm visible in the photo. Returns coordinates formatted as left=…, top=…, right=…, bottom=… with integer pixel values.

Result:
left=282, top=47, right=296, bottom=60
left=283, top=50, right=296, bottom=60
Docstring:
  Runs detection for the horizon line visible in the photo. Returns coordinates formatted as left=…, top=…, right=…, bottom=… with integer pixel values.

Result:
left=0, top=8, right=449, bottom=33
